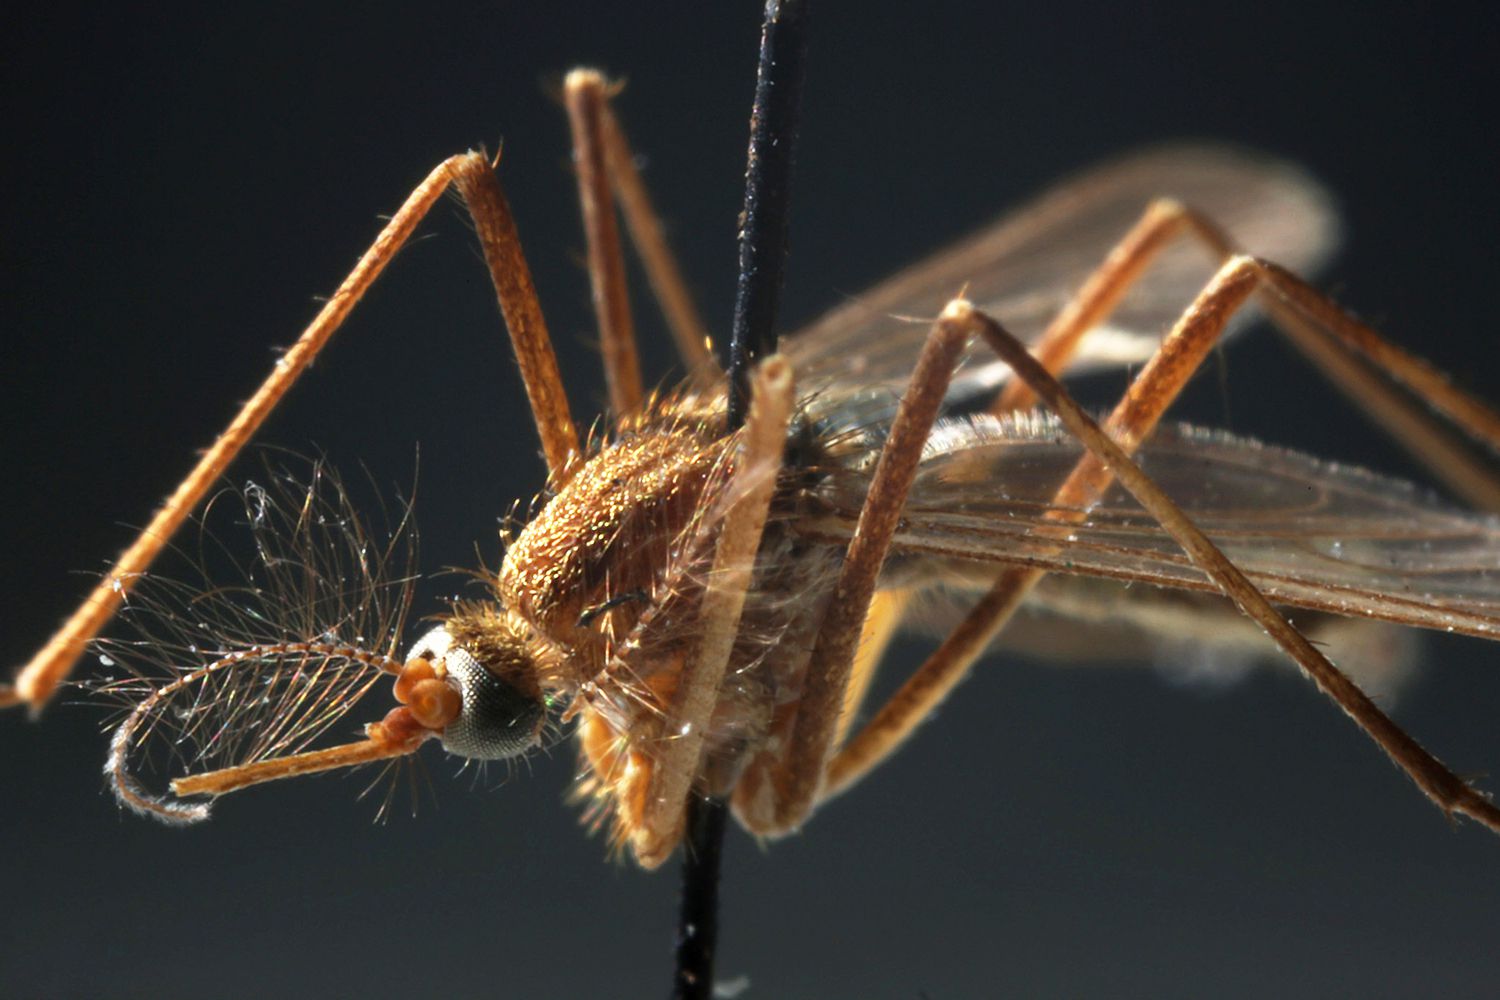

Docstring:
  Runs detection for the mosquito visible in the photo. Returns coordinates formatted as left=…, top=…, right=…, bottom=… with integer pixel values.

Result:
left=6, top=64, right=1500, bottom=880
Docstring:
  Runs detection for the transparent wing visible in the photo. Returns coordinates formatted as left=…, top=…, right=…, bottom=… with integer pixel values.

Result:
left=785, top=144, right=1339, bottom=416
left=798, top=414, right=1500, bottom=640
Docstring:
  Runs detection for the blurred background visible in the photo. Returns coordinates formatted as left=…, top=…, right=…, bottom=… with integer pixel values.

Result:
left=3, top=2, right=1498, bottom=997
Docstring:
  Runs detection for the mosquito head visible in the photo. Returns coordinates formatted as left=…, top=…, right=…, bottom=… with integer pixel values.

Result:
left=402, top=613, right=547, bottom=761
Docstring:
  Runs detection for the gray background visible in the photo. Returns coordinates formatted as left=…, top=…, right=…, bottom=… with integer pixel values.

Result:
left=4, top=3, right=1499, bottom=998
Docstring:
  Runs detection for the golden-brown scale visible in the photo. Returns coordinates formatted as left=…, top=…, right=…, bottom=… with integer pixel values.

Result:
left=485, top=396, right=848, bottom=853
left=492, top=400, right=736, bottom=850
left=500, top=412, right=732, bottom=674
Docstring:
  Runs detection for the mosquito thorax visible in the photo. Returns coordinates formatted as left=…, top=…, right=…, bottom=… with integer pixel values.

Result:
left=498, top=417, right=732, bottom=647
left=404, top=619, right=545, bottom=761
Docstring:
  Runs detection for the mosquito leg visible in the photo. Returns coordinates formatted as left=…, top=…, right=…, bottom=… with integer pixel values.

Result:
left=992, top=198, right=1234, bottom=413
left=827, top=295, right=1500, bottom=834
left=822, top=264, right=1266, bottom=802
left=6, top=160, right=458, bottom=710
left=820, top=272, right=1249, bottom=799
left=1264, top=302, right=1500, bottom=510
left=973, top=304, right=1500, bottom=833
left=629, top=357, right=795, bottom=867
left=832, top=588, right=913, bottom=749
left=566, top=69, right=645, bottom=416
left=7, top=152, right=577, bottom=711
left=597, top=96, right=720, bottom=384
left=994, top=198, right=1500, bottom=509
left=445, top=153, right=580, bottom=477
left=730, top=586, right=911, bottom=827
left=1252, top=258, right=1500, bottom=508
left=752, top=308, right=971, bottom=831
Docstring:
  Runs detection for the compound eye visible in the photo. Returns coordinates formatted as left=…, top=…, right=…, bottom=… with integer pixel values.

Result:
left=406, top=627, right=544, bottom=761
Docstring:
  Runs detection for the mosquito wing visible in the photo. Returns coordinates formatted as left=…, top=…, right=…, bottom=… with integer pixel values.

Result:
left=784, top=144, right=1338, bottom=415
left=798, top=414, right=1500, bottom=640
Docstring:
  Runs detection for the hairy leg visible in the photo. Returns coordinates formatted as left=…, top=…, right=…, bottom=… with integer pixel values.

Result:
left=566, top=69, right=645, bottom=416
left=7, top=152, right=577, bottom=710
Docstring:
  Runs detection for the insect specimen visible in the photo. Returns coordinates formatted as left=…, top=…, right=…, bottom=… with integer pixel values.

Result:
left=8, top=65, right=1500, bottom=861
left=2, top=5, right=1500, bottom=995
